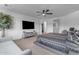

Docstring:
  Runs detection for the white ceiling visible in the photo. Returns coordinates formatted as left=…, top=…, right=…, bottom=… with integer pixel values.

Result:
left=1, top=4, right=79, bottom=19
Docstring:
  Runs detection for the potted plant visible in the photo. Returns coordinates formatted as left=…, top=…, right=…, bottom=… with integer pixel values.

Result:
left=0, top=12, right=12, bottom=37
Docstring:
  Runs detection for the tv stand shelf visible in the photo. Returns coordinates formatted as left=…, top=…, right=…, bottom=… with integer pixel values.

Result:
left=23, top=31, right=37, bottom=38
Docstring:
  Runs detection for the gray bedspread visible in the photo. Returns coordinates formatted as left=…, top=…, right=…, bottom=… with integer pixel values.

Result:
left=36, top=33, right=79, bottom=54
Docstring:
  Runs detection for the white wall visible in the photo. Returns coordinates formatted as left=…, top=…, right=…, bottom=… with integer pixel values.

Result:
left=39, top=18, right=61, bottom=33
left=38, top=18, right=55, bottom=33
left=59, top=10, right=79, bottom=33
left=37, top=18, right=60, bottom=34
left=0, top=6, right=39, bottom=40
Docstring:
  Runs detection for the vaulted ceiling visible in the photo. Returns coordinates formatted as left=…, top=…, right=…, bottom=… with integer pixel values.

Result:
left=1, top=4, right=79, bottom=19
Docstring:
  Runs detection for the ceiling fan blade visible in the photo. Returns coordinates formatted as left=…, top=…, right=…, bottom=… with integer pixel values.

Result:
left=46, top=9, right=49, bottom=12
left=46, top=13, right=53, bottom=15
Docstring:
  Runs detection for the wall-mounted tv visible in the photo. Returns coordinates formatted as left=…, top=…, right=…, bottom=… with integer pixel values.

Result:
left=22, top=21, right=34, bottom=29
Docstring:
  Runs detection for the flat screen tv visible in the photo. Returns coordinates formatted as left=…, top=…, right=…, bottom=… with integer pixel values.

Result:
left=22, top=21, right=34, bottom=29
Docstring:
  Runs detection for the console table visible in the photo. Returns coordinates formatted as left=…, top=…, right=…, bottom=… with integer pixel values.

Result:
left=23, top=31, right=37, bottom=38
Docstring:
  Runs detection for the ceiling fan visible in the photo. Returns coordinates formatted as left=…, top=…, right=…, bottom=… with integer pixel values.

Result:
left=36, top=9, right=53, bottom=16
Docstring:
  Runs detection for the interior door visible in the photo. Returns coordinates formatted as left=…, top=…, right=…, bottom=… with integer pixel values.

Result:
left=53, top=19, right=60, bottom=33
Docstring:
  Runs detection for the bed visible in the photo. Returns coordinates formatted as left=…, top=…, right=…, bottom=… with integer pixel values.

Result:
left=36, top=33, right=79, bottom=54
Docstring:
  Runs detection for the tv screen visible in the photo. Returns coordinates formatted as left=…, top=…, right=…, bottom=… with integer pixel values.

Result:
left=22, top=21, right=34, bottom=29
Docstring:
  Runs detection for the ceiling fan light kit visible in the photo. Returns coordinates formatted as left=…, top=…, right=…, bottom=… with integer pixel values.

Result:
left=42, top=13, right=46, bottom=16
